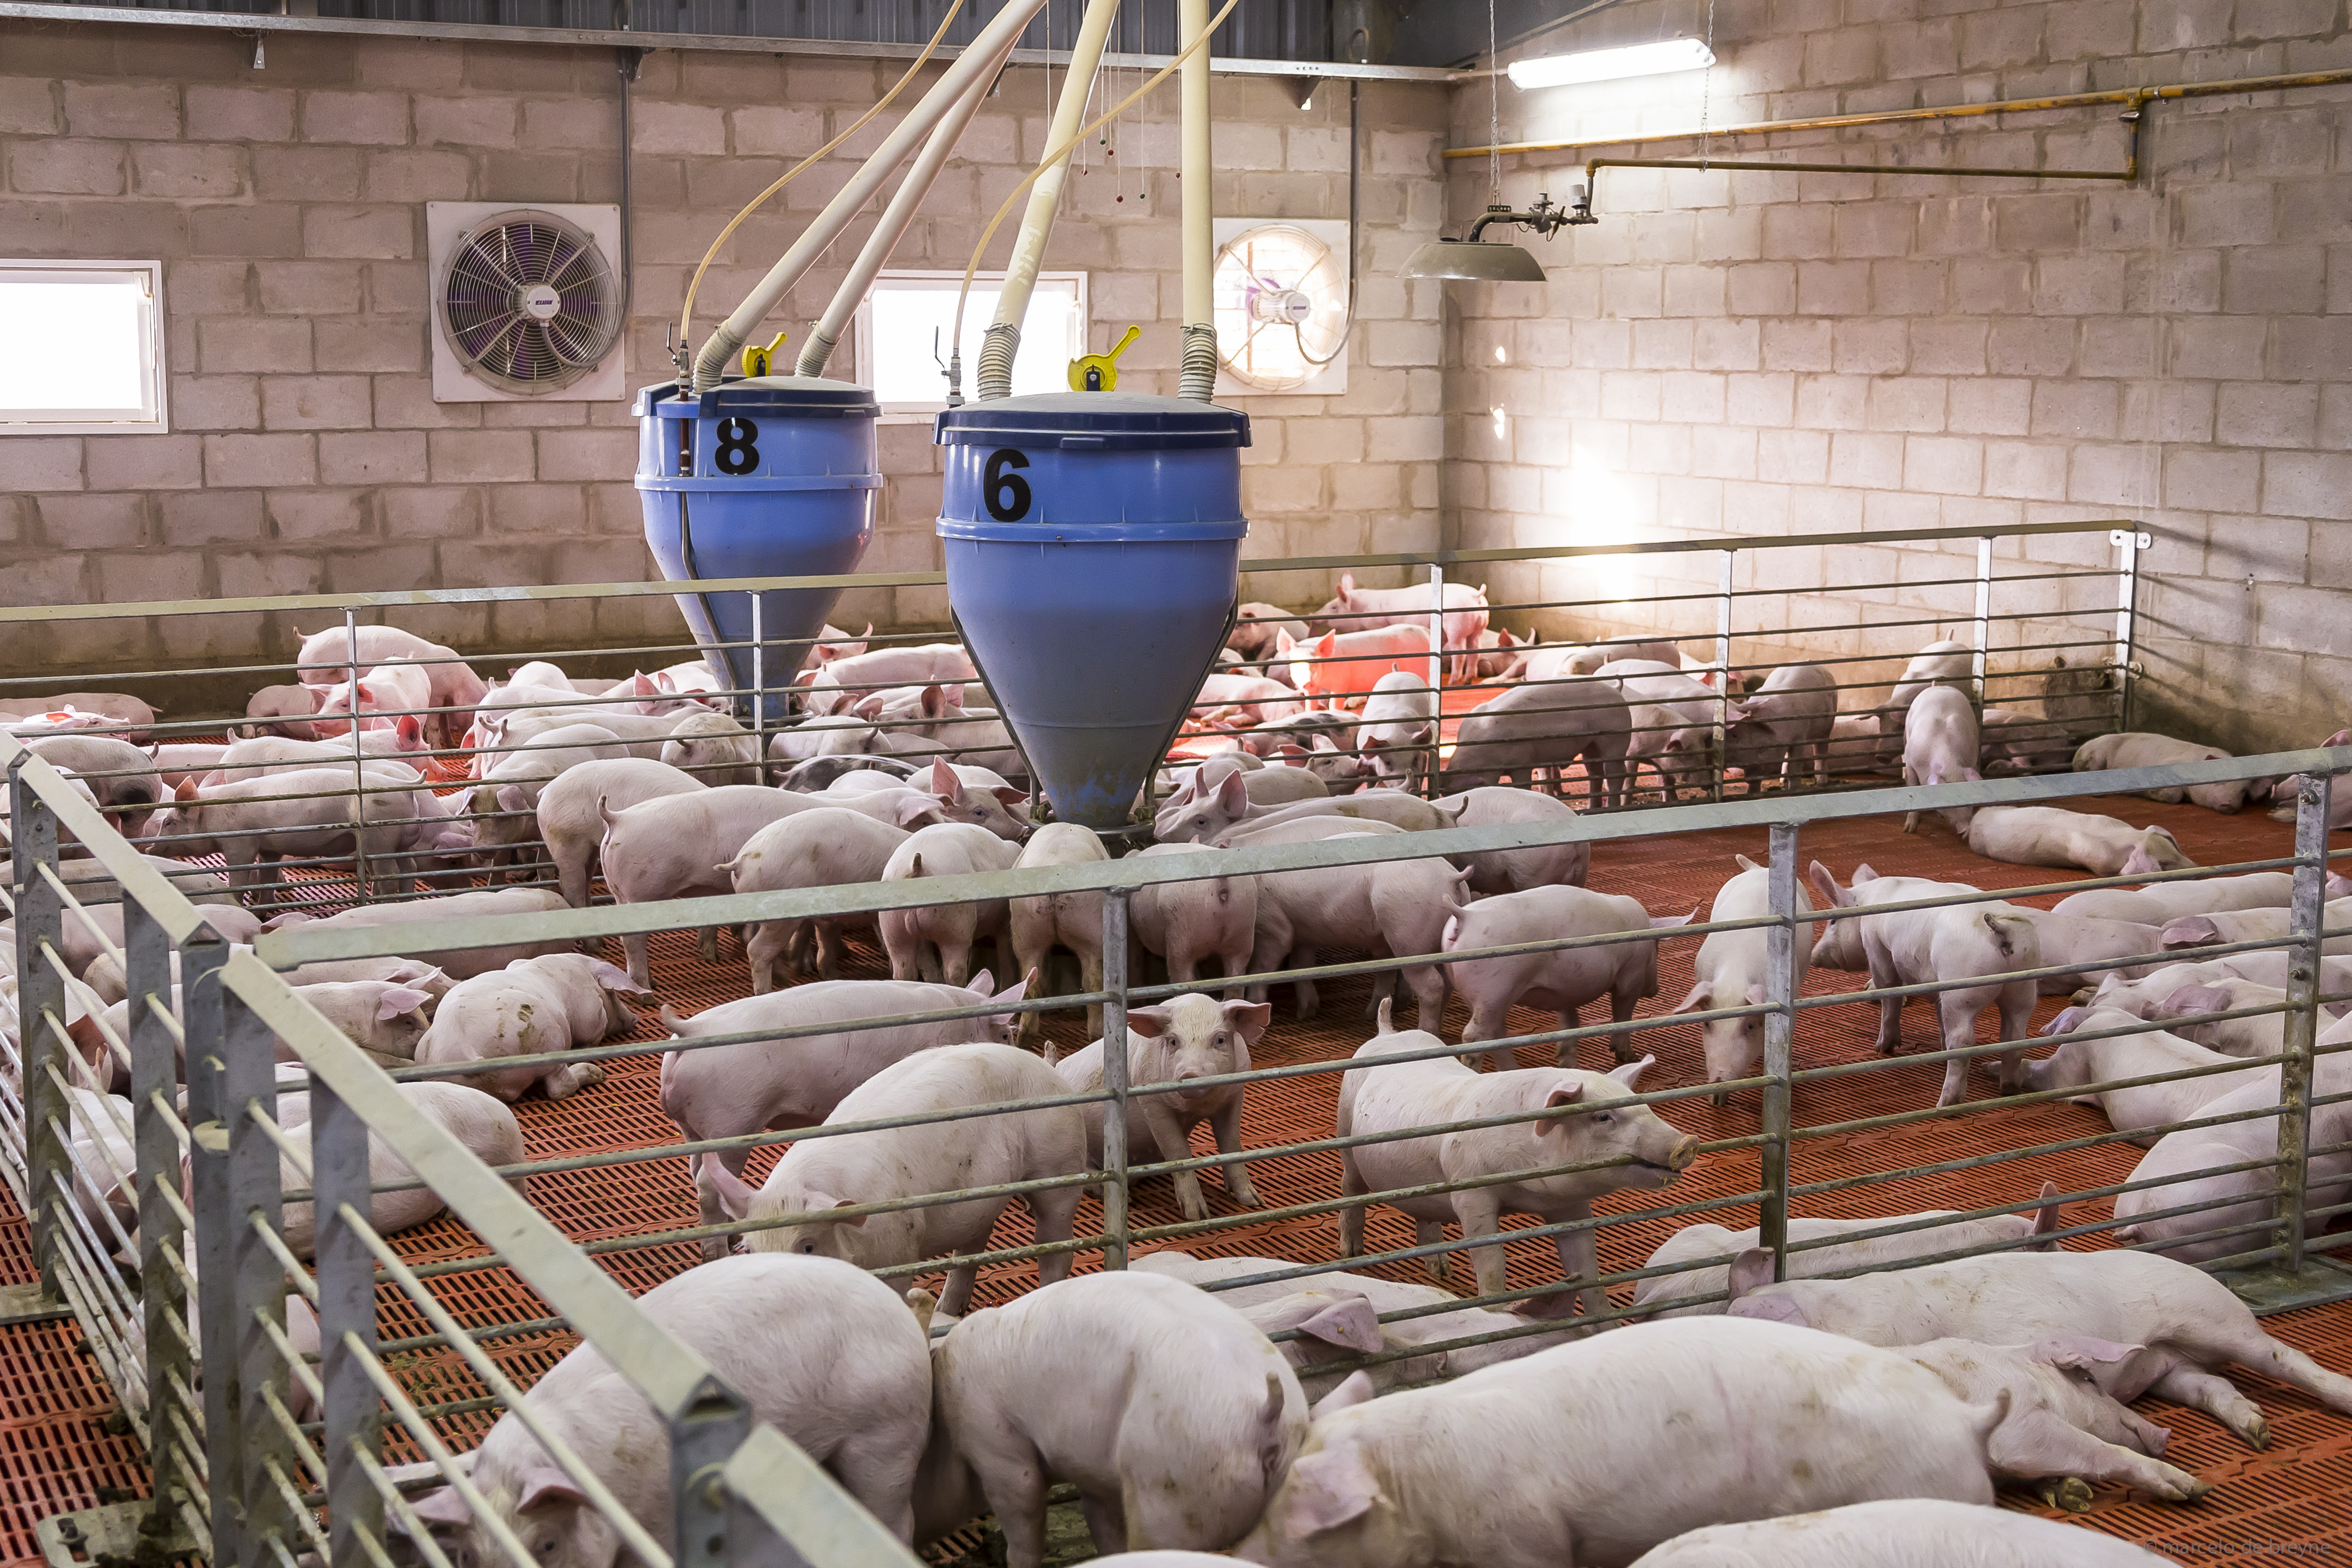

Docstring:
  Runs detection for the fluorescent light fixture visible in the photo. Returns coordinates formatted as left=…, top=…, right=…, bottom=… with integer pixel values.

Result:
left=1507, top=37, right=1716, bottom=89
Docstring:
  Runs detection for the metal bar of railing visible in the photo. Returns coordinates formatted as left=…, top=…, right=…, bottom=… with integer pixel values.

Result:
left=2277, top=771, right=2334, bottom=1266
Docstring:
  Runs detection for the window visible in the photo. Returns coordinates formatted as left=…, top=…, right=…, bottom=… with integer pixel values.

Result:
left=854, top=271, right=1088, bottom=418
left=0, top=261, right=169, bottom=435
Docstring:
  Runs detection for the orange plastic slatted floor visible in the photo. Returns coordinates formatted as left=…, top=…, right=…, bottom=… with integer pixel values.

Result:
left=4, top=787, right=2350, bottom=1566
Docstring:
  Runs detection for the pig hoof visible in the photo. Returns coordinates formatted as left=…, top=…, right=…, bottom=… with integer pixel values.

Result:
left=2034, top=1477, right=2095, bottom=1513
left=2241, top=1415, right=2271, bottom=1450
left=576, top=1063, right=607, bottom=1086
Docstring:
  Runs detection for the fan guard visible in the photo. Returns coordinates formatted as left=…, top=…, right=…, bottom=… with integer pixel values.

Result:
left=437, top=208, right=621, bottom=395
left=1212, top=223, right=1350, bottom=391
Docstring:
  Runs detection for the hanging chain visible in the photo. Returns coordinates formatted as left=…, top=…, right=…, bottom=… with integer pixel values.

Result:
left=1488, top=0, right=1502, bottom=201
left=1700, top=0, right=1718, bottom=169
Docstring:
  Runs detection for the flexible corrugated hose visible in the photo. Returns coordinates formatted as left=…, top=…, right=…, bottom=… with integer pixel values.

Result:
left=1180, top=322, right=1219, bottom=402
left=976, top=323, right=1021, bottom=402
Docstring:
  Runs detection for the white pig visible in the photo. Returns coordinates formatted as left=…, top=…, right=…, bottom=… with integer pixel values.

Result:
left=404, top=1255, right=931, bottom=1555
left=469, top=724, right=629, bottom=870
left=270, top=1080, right=524, bottom=1258
left=1631, top=1193, right=2061, bottom=1318
left=1668, top=855, right=1817, bottom=1094
left=655, top=710, right=761, bottom=786
left=277, top=979, right=437, bottom=1065
left=1248, top=841, right=1464, bottom=1031
left=1722, top=1245, right=2352, bottom=1447
left=1964, top=804, right=2193, bottom=876
left=1232, top=1316, right=2002, bottom=1568
left=1313, top=573, right=1490, bottom=684
left=1131, top=843, right=1259, bottom=997
left=1009, top=824, right=1109, bottom=1043
left=2018, top=1007, right=2261, bottom=1141
left=1435, top=786, right=1590, bottom=895
left=701, top=1043, right=1086, bottom=1316
left=2161, top=897, right=2352, bottom=956
left=1446, top=886, right=1695, bottom=1073
left=1442, top=678, right=1632, bottom=809
left=725, top=807, right=913, bottom=990
left=1624, top=1498, right=2179, bottom=1567
left=534, top=757, right=704, bottom=909
left=1807, top=862, right=2040, bottom=1107
left=879, top=823, right=1023, bottom=987
left=1338, top=1003, right=1697, bottom=1311
left=2008, top=907, right=2165, bottom=994
left=148, top=766, right=417, bottom=902
left=935, top=1271, right=1310, bottom=1568
left=1898, top=685, right=1981, bottom=833
left=414, top=954, right=643, bottom=1102
left=1052, top=995, right=1271, bottom=1221
left=1720, top=662, right=1836, bottom=792
left=2073, top=730, right=2273, bottom=813
left=276, top=888, right=575, bottom=979
left=660, top=974, right=1031, bottom=1257
left=1353, top=669, right=1438, bottom=788
left=598, top=785, right=831, bottom=984
left=2052, top=868, right=2352, bottom=926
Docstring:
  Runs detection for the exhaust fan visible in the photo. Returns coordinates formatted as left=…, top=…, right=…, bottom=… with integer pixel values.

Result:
left=427, top=202, right=625, bottom=403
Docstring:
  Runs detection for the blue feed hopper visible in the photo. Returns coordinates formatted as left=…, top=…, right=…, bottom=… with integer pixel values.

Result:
left=936, top=392, right=1249, bottom=829
left=636, top=376, right=881, bottom=714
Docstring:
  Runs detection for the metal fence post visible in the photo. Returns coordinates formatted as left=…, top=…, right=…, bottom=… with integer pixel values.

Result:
left=344, top=605, right=372, bottom=907
left=223, top=979, right=295, bottom=1564
left=1971, top=535, right=1993, bottom=710
left=11, top=756, right=67, bottom=1299
left=1761, top=822, right=1800, bottom=1281
left=2110, top=526, right=2148, bottom=733
left=1099, top=888, right=1132, bottom=1271
left=313, top=1078, right=381, bottom=1568
left=1713, top=550, right=1735, bottom=802
left=2275, top=770, right=2332, bottom=1271
left=1425, top=563, right=1445, bottom=801
left=124, top=898, right=191, bottom=1535
left=181, top=932, right=245, bottom=1568
left=670, top=1377, right=761, bottom=1568
left=749, top=590, right=767, bottom=760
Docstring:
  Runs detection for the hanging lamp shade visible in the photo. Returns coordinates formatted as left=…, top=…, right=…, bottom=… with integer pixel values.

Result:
left=1399, top=238, right=1549, bottom=282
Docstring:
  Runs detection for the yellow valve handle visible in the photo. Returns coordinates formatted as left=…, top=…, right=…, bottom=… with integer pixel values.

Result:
left=741, top=333, right=789, bottom=378
left=1068, top=325, right=1142, bottom=392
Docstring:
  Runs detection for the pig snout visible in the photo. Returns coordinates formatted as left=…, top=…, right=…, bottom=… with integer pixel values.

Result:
left=1654, top=1132, right=1700, bottom=1172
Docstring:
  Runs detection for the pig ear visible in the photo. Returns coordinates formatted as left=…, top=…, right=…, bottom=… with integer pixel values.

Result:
left=1962, top=766, right=1983, bottom=782
left=1668, top=982, right=1711, bottom=1015
left=2029, top=1181, right=2065, bottom=1248
left=1744, top=983, right=1768, bottom=1007
left=818, top=1194, right=868, bottom=1228
left=1308, top=1371, right=1377, bottom=1422
left=991, top=970, right=1035, bottom=1005
left=1804, top=860, right=1845, bottom=908
left=1315, top=633, right=1336, bottom=657
left=1734, top=854, right=1761, bottom=872
left=699, top=1154, right=760, bottom=1221
left=991, top=787, right=1027, bottom=810
left=375, top=987, right=433, bottom=1021
left=1851, top=862, right=1878, bottom=883
left=175, top=777, right=199, bottom=803
left=895, top=795, right=946, bottom=828
left=1607, top=1055, right=1657, bottom=1090
left=1124, top=1004, right=1174, bottom=1040
left=2161, top=985, right=2229, bottom=1017
left=1542, top=1082, right=1586, bottom=1112
left=1276, top=629, right=1295, bottom=654
left=496, top=783, right=531, bottom=815
left=1649, top=907, right=1699, bottom=929
left=586, top=959, right=640, bottom=992
left=1338, top=572, right=1357, bottom=596
left=1280, top=1443, right=1381, bottom=1536
left=1217, top=770, right=1251, bottom=816
left=963, top=969, right=996, bottom=998
left=920, top=684, right=947, bottom=719
left=925, top=757, right=957, bottom=796
left=513, top=1459, right=591, bottom=1515
left=2030, top=1336, right=2146, bottom=1375
left=1222, top=1000, right=1274, bottom=1044
left=1293, top=1296, right=1383, bottom=1353
left=402, top=1485, right=475, bottom=1529
left=1724, top=1248, right=1779, bottom=1304
left=854, top=694, right=886, bottom=721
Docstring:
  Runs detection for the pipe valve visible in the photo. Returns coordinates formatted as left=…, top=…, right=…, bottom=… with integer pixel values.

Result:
left=740, top=333, right=788, bottom=378
left=1069, top=325, right=1142, bottom=392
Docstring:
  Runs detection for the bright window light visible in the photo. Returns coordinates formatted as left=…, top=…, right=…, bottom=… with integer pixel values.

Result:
left=854, top=271, right=1088, bottom=416
left=0, top=261, right=168, bottom=434
left=1507, top=38, right=1716, bottom=89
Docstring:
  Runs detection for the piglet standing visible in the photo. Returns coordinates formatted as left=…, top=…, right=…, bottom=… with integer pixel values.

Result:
left=1898, top=684, right=1981, bottom=834
left=1053, top=994, right=1272, bottom=1222
left=1444, top=886, right=1694, bottom=1073
left=1669, top=855, right=1816, bottom=1096
left=935, top=1271, right=1310, bottom=1568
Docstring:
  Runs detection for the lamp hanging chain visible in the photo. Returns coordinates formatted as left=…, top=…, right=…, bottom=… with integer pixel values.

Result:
left=1488, top=0, right=1502, bottom=201
left=1700, top=0, right=1718, bottom=169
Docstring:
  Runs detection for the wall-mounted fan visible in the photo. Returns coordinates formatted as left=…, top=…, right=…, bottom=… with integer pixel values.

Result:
left=1211, top=217, right=1351, bottom=395
left=427, top=202, right=626, bottom=403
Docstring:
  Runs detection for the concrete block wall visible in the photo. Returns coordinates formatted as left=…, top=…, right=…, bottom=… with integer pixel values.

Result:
left=0, top=19, right=1449, bottom=683
left=1443, top=0, right=2352, bottom=751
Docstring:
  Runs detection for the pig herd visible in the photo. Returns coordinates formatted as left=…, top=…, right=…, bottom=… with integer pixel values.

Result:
left=1, top=593, right=2346, bottom=1568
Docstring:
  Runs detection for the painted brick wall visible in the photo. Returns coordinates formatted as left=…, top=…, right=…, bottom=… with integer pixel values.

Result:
left=0, top=19, right=1449, bottom=678
left=1442, top=0, right=2352, bottom=752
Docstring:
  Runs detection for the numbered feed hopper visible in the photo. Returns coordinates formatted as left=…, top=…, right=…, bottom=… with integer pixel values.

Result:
left=636, top=376, right=880, bottom=714
left=937, top=392, right=1249, bottom=829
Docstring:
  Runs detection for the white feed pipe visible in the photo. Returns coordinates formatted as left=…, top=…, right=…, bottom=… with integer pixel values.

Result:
left=1177, top=0, right=1218, bottom=401
left=797, top=29, right=1020, bottom=379
left=693, top=0, right=1051, bottom=391
left=976, top=0, right=1122, bottom=400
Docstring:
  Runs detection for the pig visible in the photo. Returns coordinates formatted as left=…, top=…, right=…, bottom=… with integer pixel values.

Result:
left=2053, top=868, right=2346, bottom=926
left=801, top=643, right=977, bottom=716
left=1720, top=662, right=1836, bottom=792
left=1443, top=676, right=1632, bottom=808
left=1964, top=804, right=2192, bottom=876
left=700, top=1042, right=1086, bottom=1316
left=1337, top=1002, right=1697, bottom=1311
left=1445, top=887, right=1696, bottom=1074
left=1622, top=1498, right=2177, bottom=1568
left=779, top=754, right=918, bottom=792
left=276, top=979, right=437, bottom=1066
left=935, top=1271, right=1310, bottom=1568
left=654, top=710, right=761, bottom=786
left=1824, top=712, right=1886, bottom=774
left=830, top=758, right=1029, bottom=842
left=1892, top=1338, right=2209, bottom=1504
left=2021, top=1007, right=2263, bottom=1141
left=1313, top=573, right=1490, bottom=684
left=2007, top=908, right=2166, bottom=994
left=1352, top=670, right=1438, bottom=788
left=1247, top=840, right=1464, bottom=1030
left=2074, top=958, right=2269, bottom=1017
left=404, top=1255, right=931, bottom=1555
left=469, top=724, right=629, bottom=870
left=661, top=974, right=1033, bottom=1257
left=1873, top=638, right=1973, bottom=749
left=1807, top=862, right=2040, bottom=1107
left=295, top=625, right=487, bottom=720
left=1595, top=661, right=1743, bottom=803
left=598, top=785, right=832, bottom=984
left=1721, top=1246, right=2352, bottom=1444
left=25, top=735, right=165, bottom=824
left=1132, top=844, right=1259, bottom=995
left=276, top=888, right=574, bottom=979
left=1279, top=625, right=1435, bottom=708
left=1667, top=855, right=1817, bottom=1094
left=1052, top=995, right=1271, bottom=1220
left=2148, top=976, right=2324, bottom=1056
left=2072, top=731, right=2272, bottom=813
left=1191, top=671, right=1309, bottom=725
left=199, top=733, right=421, bottom=785
left=534, top=758, right=704, bottom=909
left=148, top=743, right=229, bottom=791
left=1977, top=708, right=2077, bottom=774
left=1226, top=1289, right=1391, bottom=1398
left=1212, top=793, right=1463, bottom=846
left=415, top=954, right=644, bottom=1102
left=269, top=1080, right=524, bottom=1258
left=1235, top=713, right=1355, bottom=764
left=1435, top=786, right=1589, bottom=894
left=1561, top=637, right=1683, bottom=676
left=1631, top=1193, right=2062, bottom=1318
left=725, top=807, right=913, bottom=989
left=1229, top=602, right=1313, bottom=663
left=2262, top=727, right=2352, bottom=828
left=1009, top=824, right=1109, bottom=1042
left=879, top=823, right=1024, bottom=987
left=1232, top=1316, right=2003, bottom=1568
left=2161, top=897, right=2352, bottom=956
left=0, top=692, right=156, bottom=743
left=310, top=657, right=435, bottom=741
left=475, top=704, right=699, bottom=770
left=145, top=766, right=418, bottom=903
left=1897, top=684, right=1981, bottom=833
